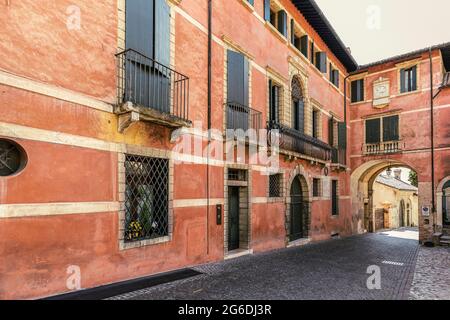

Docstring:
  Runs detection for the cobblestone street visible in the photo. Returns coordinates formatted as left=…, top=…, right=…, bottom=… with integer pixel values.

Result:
left=410, top=246, right=450, bottom=300
left=111, top=229, right=421, bottom=300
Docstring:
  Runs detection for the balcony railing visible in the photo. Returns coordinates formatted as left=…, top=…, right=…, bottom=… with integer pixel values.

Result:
left=363, top=140, right=403, bottom=155
left=268, top=122, right=332, bottom=162
left=116, top=49, right=190, bottom=125
left=226, top=102, right=262, bottom=132
left=331, top=148, right=346, bottom=166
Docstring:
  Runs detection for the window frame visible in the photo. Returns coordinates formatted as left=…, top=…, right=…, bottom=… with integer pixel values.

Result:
left=351, top=78, right=365, bottom=103
left=364, top=114, right=400, bottom=144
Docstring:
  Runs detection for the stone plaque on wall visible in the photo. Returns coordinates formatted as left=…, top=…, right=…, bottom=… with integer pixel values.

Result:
left=373, top=77, right=390, bottom=108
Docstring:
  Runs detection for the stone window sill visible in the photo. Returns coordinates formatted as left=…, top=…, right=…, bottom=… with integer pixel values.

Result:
left=119, top=236, right=171, bottom=251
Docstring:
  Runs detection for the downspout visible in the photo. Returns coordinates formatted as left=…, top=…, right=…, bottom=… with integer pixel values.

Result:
left=429, top=48, right=436, bottom=231
left=206, top=0, right=212, bottom=254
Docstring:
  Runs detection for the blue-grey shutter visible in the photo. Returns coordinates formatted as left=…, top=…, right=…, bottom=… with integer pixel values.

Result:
left=126, top=0, right=154, bottom=57
left=310, top=41, right=314, bottom=64
left=294, top=100, right=304, bottom=133
left=338, top=122, right=346, bottom=149
left=329, top=118, right=335, bottom=145
left=227, top=50, right=248, bottom=107
left=334, top=70, right=340, bottom=87
left=351, top=81, right=357, bottom=102
left=400, top=69, right=406, bottom=93
left=300, top=35, right=308, bottom=58
left=264, top=0, right=271, bottom=21
left=412, top=66, right=417, bottom=91
left=329, top=64, right=333, bottom=82
left=316, top=52, right=327, bottom=73
left=155, top=0, right=170, bottom=67
left=383, top=115, right=399, bottom=142
left=277, top=10, right=287, bottom=37
left=247, top=0, right=254, bottom=5
left=366, top=118, right=381, bottom=143
left=290, top=19, right=295, bottom=45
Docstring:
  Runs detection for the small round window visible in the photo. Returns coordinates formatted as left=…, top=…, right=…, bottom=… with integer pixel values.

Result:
left=0, top=139, right=27, bottom=177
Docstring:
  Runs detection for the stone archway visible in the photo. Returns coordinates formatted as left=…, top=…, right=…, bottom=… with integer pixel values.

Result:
left=350, top=160, right=422, bottom=236
left=286, top=165, right=311, bottom=244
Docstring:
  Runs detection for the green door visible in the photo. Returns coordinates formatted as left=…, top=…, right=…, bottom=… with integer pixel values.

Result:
left=290, top=177, right=304, bottom=241
left=228, top=187, right=240, bottom=251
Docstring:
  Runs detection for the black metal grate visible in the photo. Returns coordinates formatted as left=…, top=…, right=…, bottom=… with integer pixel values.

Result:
left=269, top=174, right=282, bottom=198
left=228, top=169, right=247, bottom=182
left=124, top=155, right=169, bottom=242
left=0, top=139, right=25, bottom=177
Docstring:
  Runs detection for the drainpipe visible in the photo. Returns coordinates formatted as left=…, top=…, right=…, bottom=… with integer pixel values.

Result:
left=206, top=0, right=212, bottom=254
left=429, top=48, right=436, bottom=231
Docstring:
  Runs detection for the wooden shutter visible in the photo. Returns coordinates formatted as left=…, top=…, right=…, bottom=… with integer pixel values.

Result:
left=277, top=10, right=287, bottom=37
left=227, top=50, right=248, bottom=106
left=264, top=0, right=271, bottom=21
left=310, top=41, right=314, bottom=64
left=155, top=0, right=170, bottom=67
left=338, top=122, right=347, bottom=149
left=332, top=180, right=339, bottom=215
left=366, top=118, right=381, bottom=143
left=315, top=52, right=327, bottom=73
left=126, top=0, right=154, bottom=58
left=356, top=79, right=364, bottom=101
left=296, top=100, right=305, bottom=133
left=329, top=64, right=333, bottom=82
left=300, top=35, right=308, bottom=57
left=383, top=115, right=399, bottom=142
left=270, top=82, right=279, bottom=123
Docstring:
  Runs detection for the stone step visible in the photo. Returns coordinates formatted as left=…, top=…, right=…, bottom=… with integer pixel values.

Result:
left=441, top=236, right=450, bottom=241
left=440, top=240, right=450, bottom=246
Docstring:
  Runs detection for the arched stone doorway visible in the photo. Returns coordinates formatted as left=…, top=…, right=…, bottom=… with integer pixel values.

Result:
left=437, top=178, right=450, bottom=228
left=286, top=165, right=311, bottom=244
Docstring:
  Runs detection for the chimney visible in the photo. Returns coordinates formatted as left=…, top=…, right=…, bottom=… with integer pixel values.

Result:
left=394, top=169, right=402, bottom=180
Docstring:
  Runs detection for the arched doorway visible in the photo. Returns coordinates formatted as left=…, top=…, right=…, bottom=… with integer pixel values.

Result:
left=399, top=200, right=406, bottom=227
left=442, top=180, right=450, bottom=227
left=289, top=175, right=309, bottom=241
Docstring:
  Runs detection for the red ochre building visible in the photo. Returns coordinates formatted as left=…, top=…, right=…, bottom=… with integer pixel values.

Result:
left=0, top=0, right=449, bottom=299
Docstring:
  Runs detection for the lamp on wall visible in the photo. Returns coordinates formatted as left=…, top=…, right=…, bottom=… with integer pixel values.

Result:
left=386, top=167, right=392, bottom=176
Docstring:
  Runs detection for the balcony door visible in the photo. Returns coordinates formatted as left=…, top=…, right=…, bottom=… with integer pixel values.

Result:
left=125, top=0, right=170, bottom=113
left=227, top=50, right=249, bottom=131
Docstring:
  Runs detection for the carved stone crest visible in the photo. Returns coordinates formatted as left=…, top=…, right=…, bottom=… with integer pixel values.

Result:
left=373, top=77, right=390, bottom=109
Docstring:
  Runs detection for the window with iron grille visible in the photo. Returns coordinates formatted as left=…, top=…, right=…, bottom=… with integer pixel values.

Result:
left=313, top=178, right=322, bottom=197
left=124, top=155, right=169, bottom=243
left=269, top=174, right=282, bottom=198
left=228, top=169, right=247, bottom=182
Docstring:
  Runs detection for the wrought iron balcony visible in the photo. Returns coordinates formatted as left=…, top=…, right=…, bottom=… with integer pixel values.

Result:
left=331, top=148, right=347, bottom=166
left=116, top=49, right=190, bottom=131
left=363, top=140, right=403, bottom=155
left=226, top=102, right=262, bottom=132
left=268, top=122, right=332, bottom=162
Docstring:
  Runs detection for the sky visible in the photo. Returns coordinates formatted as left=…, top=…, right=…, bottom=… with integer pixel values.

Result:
left=314, top=0, right=450, bottom=65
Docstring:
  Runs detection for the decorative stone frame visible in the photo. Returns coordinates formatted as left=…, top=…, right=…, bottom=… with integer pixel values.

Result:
left=395, top=58, right=422, bottom=96
left=436, top=176, right=450, bottom=230
left=117, top=146, right=174, bottom=251
left=288, top=63, right=310, bottom=135
left=285, top=164, right=312, bottom=245
left=266, top=66, right=287, bottom=125
left=223, top=164, right=253, bottom=255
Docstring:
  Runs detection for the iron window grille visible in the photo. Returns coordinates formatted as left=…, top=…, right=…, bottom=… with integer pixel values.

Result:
left=124, top=155, right=169, bottom=243
left=331, top=180, right=339, bottom=216
left=228, top=169, right=247, bottom=182
left=269, top=174, right=282, bottom=198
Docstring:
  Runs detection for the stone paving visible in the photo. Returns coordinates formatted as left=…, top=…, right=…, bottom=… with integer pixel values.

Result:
left=409, top=246, right=450, bottom=300
left=111, top=229, right=420, bottom=300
